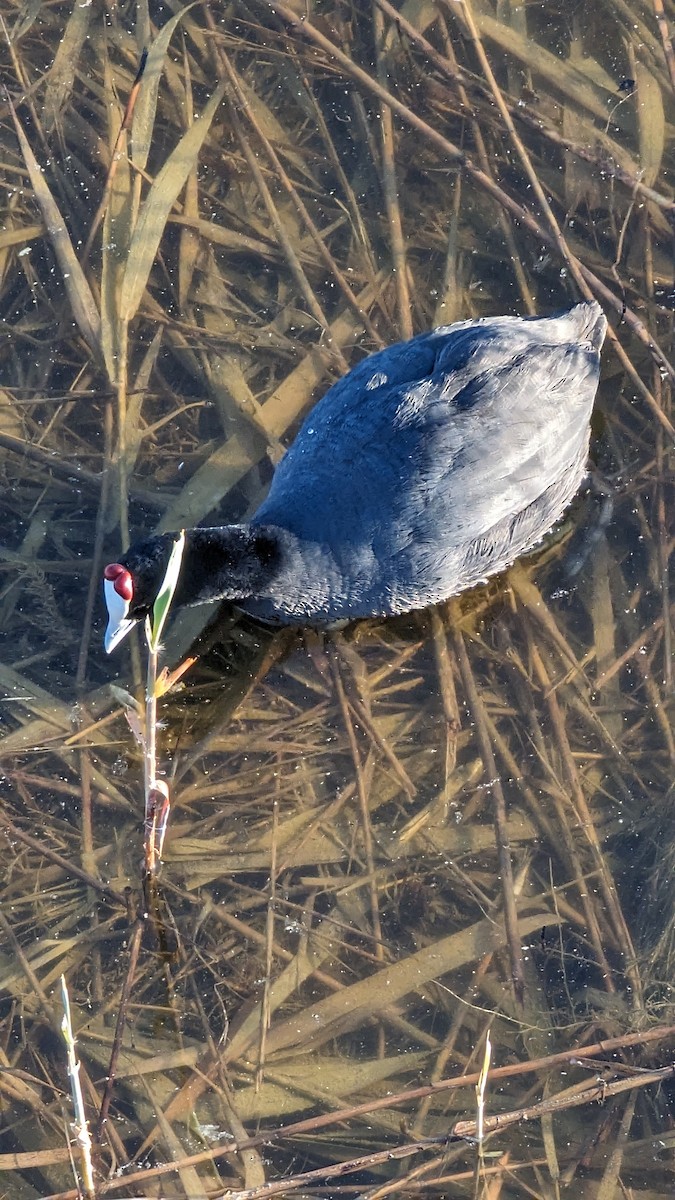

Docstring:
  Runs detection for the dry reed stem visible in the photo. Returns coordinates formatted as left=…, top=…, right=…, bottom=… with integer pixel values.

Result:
left=217, top=44, right=386, bottom=349
left=452, top=1063, right=674, bottom=1140
left=652, top=0, right=675, bottom=93
left=60, top=976, right=95, bottom=1199
left=81, top=49, right=148, bottom=264
left=437, top=15, right=536, bottom=317
left=224, top=94, right=348, bottom=373
left=330, top=650, right=385, bottom=963
left=429, top=607, right=461, bottom=780
left=373, top=2, right=413, bottom=340
left=37, top=1025, right=675, bottom=1198
left=450, top=608, right=525, bottom=1007
left=287, top=51, right=383, bottom=300
left=213, top=1134, right=449, bottom=1199
left=95, top=919, right=143, bottom=1142
left=528, top=641, right=642, bottom=1001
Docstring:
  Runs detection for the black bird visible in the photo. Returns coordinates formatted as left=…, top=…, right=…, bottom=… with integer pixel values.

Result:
left=103, top=301, right=607, bottom=652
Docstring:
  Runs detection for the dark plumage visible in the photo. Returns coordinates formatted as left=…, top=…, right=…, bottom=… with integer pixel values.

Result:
left=103, top=301, right=607, bottom=652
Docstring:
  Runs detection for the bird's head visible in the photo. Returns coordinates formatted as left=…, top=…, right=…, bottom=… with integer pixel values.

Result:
left=103, top=533, right=177, bottom=653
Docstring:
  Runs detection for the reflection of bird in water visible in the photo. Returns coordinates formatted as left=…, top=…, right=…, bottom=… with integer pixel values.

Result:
left=103, top=301, right=607, bottom=652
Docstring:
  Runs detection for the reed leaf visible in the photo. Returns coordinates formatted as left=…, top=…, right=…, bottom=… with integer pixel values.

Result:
left=100, top=55, right=135, bottom=386
left=634, top=62, right=665, bottom=187
left=7, top=101, right=101, bottom=354
left=119, top=82, right=226, bottom=322
left=131, top=3, right=197, bottom=172
left=42, top=0, right=91, bottom=134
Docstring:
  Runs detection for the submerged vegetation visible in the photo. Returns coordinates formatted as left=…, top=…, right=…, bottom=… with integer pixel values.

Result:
left=0, top=0, right=673, bottom=1194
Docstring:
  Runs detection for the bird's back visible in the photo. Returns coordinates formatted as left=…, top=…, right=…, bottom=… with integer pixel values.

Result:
left=247, top=302, right=606, bottom=622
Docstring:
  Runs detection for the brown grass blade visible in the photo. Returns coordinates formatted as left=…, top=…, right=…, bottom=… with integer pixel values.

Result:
left=255, top=911, right=554, bottom=1061
left=100, top=55, right=135, bottom=387
left=7, top=97, right=101, bottom=354
left=120, top=82, right=226, bottom=322
left=42, top=0, right=91, bottom=134
left=634, top=61, right=665, bottom=187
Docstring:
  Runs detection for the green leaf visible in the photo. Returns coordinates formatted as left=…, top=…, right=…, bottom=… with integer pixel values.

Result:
left=148, top=530, right=185, bottom=651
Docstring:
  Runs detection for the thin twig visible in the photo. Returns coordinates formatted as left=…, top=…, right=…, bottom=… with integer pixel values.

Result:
left=216, top=1134, right=449, bottom=1200
left=94, top=920, right=143, bottom=1142
left=453, top=1063, right=675, bottom=1140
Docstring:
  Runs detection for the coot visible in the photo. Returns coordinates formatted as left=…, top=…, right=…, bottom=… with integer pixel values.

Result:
left=103, top=301, right=607, bottom=652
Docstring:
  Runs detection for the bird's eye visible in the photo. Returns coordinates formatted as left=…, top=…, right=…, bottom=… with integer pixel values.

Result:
left=103, top=562, right=134, bottom=602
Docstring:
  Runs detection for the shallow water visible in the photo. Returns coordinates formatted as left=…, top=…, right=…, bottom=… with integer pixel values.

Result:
left=0, top=1, right=673, bottom=1196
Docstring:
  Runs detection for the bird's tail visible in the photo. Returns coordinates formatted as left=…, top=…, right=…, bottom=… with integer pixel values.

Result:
left=572, top=300, right=607, bottom=352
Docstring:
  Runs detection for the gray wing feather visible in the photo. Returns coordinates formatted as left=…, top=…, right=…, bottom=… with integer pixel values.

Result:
left=251, top=303, right=603, bottom=617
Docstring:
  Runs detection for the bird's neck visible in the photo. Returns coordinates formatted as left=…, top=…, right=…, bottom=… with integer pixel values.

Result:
left=173, top=526, right=282, bottom=607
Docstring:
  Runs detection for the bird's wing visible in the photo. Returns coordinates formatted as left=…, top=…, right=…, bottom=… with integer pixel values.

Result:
left=253, top=323, right=599, bottom=568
